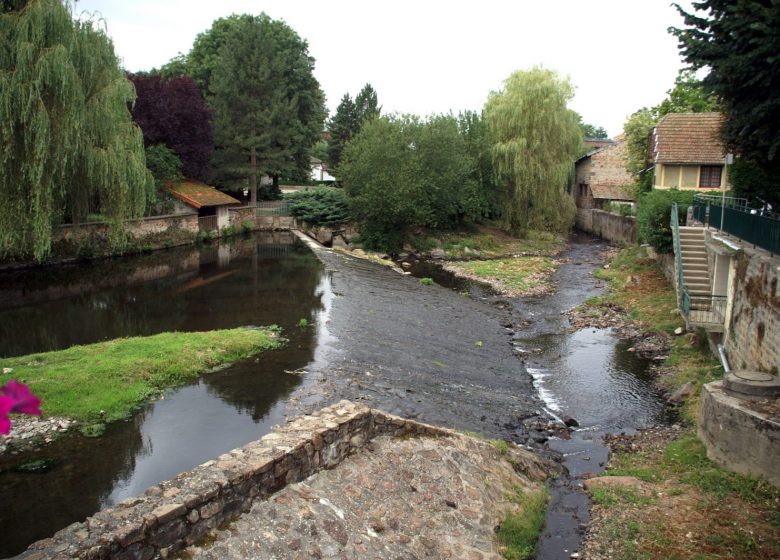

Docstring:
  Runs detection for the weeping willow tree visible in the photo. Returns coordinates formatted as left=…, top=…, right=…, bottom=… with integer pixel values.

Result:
left=484, top=67, right=581, bottom=235
left=0, top=0, right=153, bottom=261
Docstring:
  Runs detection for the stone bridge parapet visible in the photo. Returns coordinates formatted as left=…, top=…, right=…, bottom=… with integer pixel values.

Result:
left=18, top=402, right=456, bottom=560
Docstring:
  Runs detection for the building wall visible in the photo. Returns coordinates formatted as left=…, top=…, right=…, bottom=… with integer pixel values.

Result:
left=572, top=142, right=633, bottom=209
left=654, top=162, right=728, bottom=191
left=726, top=250, right=780, bottom=373
left=216, top=206, right=230, bottom=230
left=588, top=141, right=634, bottom=190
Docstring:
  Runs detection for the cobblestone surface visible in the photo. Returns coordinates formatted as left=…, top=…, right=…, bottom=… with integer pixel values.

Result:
left=186, top=432, right=549, bottom=560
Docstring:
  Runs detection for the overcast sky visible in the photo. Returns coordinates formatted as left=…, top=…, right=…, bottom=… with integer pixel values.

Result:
left=73, top=0, right=697, bottom=137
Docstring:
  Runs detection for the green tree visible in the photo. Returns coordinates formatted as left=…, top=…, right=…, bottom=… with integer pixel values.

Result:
left=671, top=1, right=780, bottom=179
left=458, top=110, right=497, bottom=219
left=340, top=115, right=480, bottom=251
left=484, top=68, right=580, bottom=234
left=158, top=53, right=189, bottom=79
left=576, top=115, right=608, bottom=139
left=656, top=69, right=718, bottom=117
left=623, top=108, right=658, bottom=176
left=186, top=14, right=254, bottom=96
left=354, top=83, right=381, bottom=123
left=209, top=14, right=325, bottom=202
left=0, top=0, right=153, bottom=261
left=327, top=94, right=358, bottom=169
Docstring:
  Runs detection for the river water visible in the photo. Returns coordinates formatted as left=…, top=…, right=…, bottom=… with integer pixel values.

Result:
left=0, top=231, right=669, bottom=558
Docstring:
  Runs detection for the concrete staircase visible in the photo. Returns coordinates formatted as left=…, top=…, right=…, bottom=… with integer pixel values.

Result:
left=678, top=226, right=711, bottom=301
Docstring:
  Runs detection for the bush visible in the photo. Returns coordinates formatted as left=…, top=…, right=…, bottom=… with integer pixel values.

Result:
left=636, top=189, right=695, bottom=253
left=240, top=220, right=254, bottom=233
left=286, top=187, right=351, bottom=226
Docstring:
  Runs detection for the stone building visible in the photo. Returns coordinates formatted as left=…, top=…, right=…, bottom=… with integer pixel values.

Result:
left=571, top=141, right=635, bottom=209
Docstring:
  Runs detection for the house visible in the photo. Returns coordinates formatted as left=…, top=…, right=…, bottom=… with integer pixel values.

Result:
left=650, top=112, right=728, bottom=191
left=167, top=180, right=241, bottom=231
left=310, top=157, right=335, bottom=182
left=572, top=141, right=635, bottom=209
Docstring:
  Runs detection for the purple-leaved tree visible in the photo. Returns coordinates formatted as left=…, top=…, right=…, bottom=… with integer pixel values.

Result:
left=129, top=74, right=213, bottom=182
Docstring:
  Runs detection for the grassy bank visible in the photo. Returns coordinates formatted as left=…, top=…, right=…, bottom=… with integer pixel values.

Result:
left=581, top=246, right=780, bottom=558
left=0, top=327, right=282, bottom=423
left=498, top=487, right=549, bottom=559
left=410, top=225, right=564, bottom=259
left=445, top=256, right=557, bottom=297
left=587, top=428, right=780, bottom=559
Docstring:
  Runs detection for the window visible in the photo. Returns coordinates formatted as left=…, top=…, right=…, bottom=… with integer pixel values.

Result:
left=700, top=166, right=722, bottom=189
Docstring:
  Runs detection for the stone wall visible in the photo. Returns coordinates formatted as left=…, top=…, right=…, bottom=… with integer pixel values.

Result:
left=727, top=250, right=780, bottom=373
left=55, top=213, right=199, bottom=243
left=255, top=216, right=299, bottom=230
left=228, top=206, right=256, bottom=229
left=20, top=402, right=462, bottom=560
left=698, top=382, right=780, bottom=485
left=575, top=209, right=637, bottom=245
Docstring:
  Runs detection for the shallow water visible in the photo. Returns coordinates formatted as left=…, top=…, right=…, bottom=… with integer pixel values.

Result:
left=0, top=232, right=671, bottom=558
left=0, top=233, right=330, bottom=557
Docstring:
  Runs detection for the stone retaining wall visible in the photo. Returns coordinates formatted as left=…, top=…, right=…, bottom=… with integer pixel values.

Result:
left=19, top=402, right=454, bottom=560
left=727, top=249, right=780, bottom=373
left=255, top=216, right=299, bottom=230
left=228, top=207, right=256, bottom=229
left=575, top=208, right=637, bottom=245
left=55, top=213, right=199, bottom=243
left=698, top=382, right=780, bottom=486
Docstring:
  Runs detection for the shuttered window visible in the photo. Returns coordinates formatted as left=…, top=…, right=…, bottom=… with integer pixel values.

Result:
left=699, top=166, right=722, bottom=189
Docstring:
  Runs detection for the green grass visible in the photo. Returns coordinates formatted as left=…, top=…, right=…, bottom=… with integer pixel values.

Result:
left=406, top=227, right=564, bottom=259
left=0, top=327, right=283, bottom=423
left=419, top=277, right=434, bottom=285
left=591, top=486, right=655, bottom=507
left=453, top=257, right=556, bottom=295
left=498, top=488, right=549, bottom=560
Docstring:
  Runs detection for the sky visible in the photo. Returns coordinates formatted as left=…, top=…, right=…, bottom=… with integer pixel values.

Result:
left=73, top=0, right=698, bottom=137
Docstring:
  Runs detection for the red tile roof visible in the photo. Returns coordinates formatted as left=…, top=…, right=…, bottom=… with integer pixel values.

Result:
left=651, top=112, right=726, bottom=165
left=167, top=180, right=241, bottom=209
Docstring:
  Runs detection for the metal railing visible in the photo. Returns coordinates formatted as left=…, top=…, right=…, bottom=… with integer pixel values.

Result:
left=671, top=202, right=686, bottom=302
left=255, top=201, right=291, bottom=217
left=688, top=294, right=728, bottom=328
left=692, top=195, right=780, bottom=255
left=198, top=215, right=218, bottom=232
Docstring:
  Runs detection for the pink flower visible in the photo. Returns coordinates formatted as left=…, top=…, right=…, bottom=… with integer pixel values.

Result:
left=0, top=381, right=42, bottom=435
left=2, top=380, right=41, bottom=416
left=0, top=395, right=14, bottom=435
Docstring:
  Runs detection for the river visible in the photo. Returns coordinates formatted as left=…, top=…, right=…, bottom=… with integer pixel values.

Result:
left=0, top=231, right=669, bottom=558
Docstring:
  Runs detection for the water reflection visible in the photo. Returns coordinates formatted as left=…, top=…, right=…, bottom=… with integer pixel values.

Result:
left=0, top=233, right=328, bottom=557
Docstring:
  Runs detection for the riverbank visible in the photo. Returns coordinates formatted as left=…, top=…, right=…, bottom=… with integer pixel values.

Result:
left=0, top=327, right=283, bottom=449
left=573, top=245, right=780, bottom=559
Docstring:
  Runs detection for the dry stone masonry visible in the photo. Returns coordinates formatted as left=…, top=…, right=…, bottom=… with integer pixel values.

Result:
left=17, top=401, right=552, bottom=560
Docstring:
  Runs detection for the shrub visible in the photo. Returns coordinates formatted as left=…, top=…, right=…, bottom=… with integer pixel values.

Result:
left=636, top=189, right=695, bottom=253
left=286, top=187, right=351, bottom=226
left=240, top=220, right=254, bottom=233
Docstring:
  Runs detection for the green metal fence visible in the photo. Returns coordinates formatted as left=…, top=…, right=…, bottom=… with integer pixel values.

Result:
left=692, top=196, right=780, bottom=255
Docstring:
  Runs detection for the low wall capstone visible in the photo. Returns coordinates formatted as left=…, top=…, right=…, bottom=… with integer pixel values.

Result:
left=19, top=402, right=457, bottom=560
